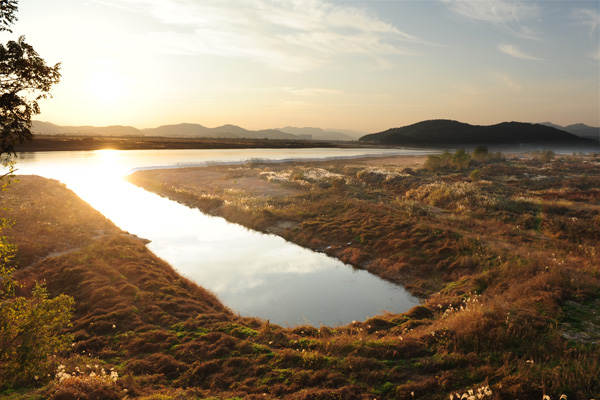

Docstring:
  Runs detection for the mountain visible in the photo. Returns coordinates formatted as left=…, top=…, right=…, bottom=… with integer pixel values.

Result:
left=142, top=123, right=236, bottom=138
left=31, top=121, right=65, bottom=134
left=210, top=124, right=296, bottom=140
left=539, top=122, right=564, bottom=131
left=360, top=120, right=597, bottom=145
left=540, top=122, right=600, bottom=141
left=32, top=121, right=298, bottom=140
left=253, top=129, right=297, bottom=140
left=210, top=124, right=252, bottom=137
left=32, top=121, right=142, bottom=136
left=278, top=126, right=358, bottom=141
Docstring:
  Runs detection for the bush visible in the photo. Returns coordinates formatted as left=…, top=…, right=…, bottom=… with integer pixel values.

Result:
left=46, top=364, right=121, bottom=400
left=533, top=150, right=555, bottom=163
left=469, top=169, right=482, bottom=182
left=424, top=150, right=475, bottom=172
left=0, top=282, right=74, bottom=387
left=424, top=155, right=442, bottom=172
left=452, top=149, right=471, bottom=170
left=1, top=200, right=74, bottom=387
left=472, top=146, right=490, bottom=162
left=356, top=170, right=385, bottom=184
left=405, top=181, right=498, bottom=213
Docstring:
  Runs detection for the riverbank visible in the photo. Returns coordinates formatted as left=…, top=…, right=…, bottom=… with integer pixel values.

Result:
left=128, top=152, right=600, bottom=398
left=13, top=135, right=359, bottom=152
left=1, top=150, right=599, bottom=398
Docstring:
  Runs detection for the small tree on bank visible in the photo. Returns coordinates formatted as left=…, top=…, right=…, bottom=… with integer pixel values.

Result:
left=0, top=0, right=72, bottom=389
left=472, top=146, right=490, bottom=162
left=452, top=149, right=470, bottom=170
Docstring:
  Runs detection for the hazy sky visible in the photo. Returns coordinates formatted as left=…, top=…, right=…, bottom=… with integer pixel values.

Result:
left=6, top=0, right=600, bottom=132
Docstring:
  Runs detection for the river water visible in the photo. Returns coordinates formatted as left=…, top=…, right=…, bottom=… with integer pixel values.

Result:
left=14, top=148, right=431, bottom=327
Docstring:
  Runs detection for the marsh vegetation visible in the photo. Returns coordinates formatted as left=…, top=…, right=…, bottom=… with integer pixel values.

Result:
left=137, top=150, right=600, bottom=398
left=1, top=150, right=599, bottom=399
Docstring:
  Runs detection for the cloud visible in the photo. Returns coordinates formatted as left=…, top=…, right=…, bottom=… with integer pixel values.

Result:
left=494, top=73, right=523, bottom=91
left=441, top=0, right=540, bottom=39
left=90, top=0, right=421, bottom=72
left=572, top=8, right=600, bottom=37
left=498, top=44, right=543, bottom=60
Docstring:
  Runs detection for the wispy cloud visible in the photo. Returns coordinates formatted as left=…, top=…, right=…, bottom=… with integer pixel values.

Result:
left=498, top=44, right=543, bottom=61
left=571, top=8, right=600, bottom=37
left=90, top=0, right=421, bottom=72
left=441, top=0, right=540, bottom=39
left=494, top=72, right=523, bottom=91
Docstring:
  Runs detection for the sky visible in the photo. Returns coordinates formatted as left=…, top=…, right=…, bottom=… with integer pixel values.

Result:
left=4, top=0, right=600, bottom=133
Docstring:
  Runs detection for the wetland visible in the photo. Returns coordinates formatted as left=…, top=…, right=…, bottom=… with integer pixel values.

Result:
left=2, top=146, right=599, bottom=399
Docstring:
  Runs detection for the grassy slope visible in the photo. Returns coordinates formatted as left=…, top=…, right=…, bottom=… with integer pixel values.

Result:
left=127, top=154, right=600, bottom=399
left=1, top=151, right=599, bottom=398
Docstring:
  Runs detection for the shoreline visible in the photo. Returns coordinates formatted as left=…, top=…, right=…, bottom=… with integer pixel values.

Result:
left=2, top=153, right=599, bottom=398
left=14, top=135, right=599, bottom=153
left=128, top=155, right=433, bottom=297
left=13, top=135, right=362, bottom=152
left=126, top=152, right=600, bottom=297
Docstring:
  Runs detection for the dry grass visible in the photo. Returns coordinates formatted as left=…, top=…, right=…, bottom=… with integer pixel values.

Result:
left=1, top=153, right=599, bottom=399
left=127, top=152, right=600, bottom=398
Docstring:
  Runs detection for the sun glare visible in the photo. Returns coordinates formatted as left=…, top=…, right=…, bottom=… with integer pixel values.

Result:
left=87, top=71, right=127, bottom=102
left=93, top=149, right=123, bottom=178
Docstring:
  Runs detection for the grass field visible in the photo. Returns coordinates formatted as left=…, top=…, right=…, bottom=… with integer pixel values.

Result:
left=128, top=151, right=600, bottom=398
left=1, top=151, right=599, bottom=399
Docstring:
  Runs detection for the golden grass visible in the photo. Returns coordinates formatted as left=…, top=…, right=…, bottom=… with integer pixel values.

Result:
left=1, top=153, right=599, bottom=399
left=127, top=153, right=600, bottom=398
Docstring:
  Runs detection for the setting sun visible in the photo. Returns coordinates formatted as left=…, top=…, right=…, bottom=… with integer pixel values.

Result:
left=87, top=70, right=127, bottom=102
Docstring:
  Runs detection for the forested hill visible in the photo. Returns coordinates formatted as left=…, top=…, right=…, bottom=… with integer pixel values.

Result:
left=359, top=120, right=598, bottom=145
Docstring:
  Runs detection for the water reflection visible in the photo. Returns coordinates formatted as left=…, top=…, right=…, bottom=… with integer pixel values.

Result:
left=15, top=148, right=423, bottom=326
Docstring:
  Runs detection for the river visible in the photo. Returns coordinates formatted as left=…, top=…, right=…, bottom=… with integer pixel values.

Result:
left=14, top=148, right=432, bottom=327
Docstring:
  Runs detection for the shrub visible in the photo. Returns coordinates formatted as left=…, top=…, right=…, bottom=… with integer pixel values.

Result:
left=469, top=169, right=482, bottom=182
left=405, top=181, right=498, bottom=213
left=355, top=170, right=385, bottom=184
left=472, top=146, right=490, bottom=162
left=0, top=162, right=73, bottom=388
left=452, top=149, right=471, bottom=170
left=533, top=150, right=555, bottom=163
left=0, top=282, right=74, bottom=387
left=46, top=364, right=121, bottom=400
left=439, top=151, right=453, bottom=167
left=425, top=150, right=476, bottom=172
left=424, top=155, right=442, bottom=172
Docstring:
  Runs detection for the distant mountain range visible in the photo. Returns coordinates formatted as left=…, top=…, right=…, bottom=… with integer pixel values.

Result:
left=32, top=119, right=599, bottom=146
left=277, top=127, right=361, bottom=141
left=359, top=120, right=599, bottom=146
left=31, top=121, right=142, bottom=137
left=539, top=122, right=600, bottom=142
left=31, top=121, right=363, bottom=141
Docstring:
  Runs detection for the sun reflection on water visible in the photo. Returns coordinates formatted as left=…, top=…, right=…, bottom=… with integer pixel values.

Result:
left=12, top=148, right=422, bottom=326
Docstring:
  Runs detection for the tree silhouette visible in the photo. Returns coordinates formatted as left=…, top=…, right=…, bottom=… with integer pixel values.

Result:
left=0, top=2, right=72, bottom=388
left=0, top=1, right=18, bottom=32
left=0, top=1, right=60, bottom=155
